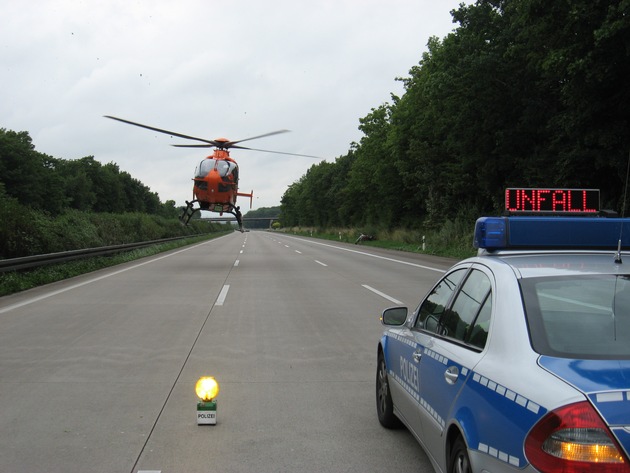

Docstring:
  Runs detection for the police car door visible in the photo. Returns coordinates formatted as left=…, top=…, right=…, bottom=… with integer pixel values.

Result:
left=382, top=316, right=424, bottom=436
left=387, top=268, right=467, bottom=439
left=413, top=266, right=492, bottom=462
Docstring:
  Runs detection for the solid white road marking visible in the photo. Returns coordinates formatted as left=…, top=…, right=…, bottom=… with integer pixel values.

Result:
left=0, top=236, right=233, bottom=315
left=362, top=285, right=403, bottom=305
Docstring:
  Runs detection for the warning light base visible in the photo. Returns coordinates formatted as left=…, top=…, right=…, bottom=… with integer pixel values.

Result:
left=197, top=400, right=217, bottom=425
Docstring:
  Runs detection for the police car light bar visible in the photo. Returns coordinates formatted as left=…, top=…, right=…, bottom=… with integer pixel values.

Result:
left=474, top=216, right=630, bottom=250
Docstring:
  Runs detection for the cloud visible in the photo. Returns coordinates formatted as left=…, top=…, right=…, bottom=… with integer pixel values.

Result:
left=0, top=0, right=466, bottom=210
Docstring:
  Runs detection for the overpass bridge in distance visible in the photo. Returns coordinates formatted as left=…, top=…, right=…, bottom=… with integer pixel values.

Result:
left=198, top=216, right=279, bottom=228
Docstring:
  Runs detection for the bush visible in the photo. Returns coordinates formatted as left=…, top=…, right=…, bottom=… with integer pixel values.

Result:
left=0, top=192, right=45, bottom=258
left=279, top=218, right=476, bottom=259
left=0, top=198, right=230, bottom=259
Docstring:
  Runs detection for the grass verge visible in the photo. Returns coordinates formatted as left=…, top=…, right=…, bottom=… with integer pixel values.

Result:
left=280, top=225, right=477, bottom=260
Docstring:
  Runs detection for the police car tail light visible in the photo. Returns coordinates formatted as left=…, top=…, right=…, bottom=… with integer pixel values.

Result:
left=525, top=401, right=630, bottom=473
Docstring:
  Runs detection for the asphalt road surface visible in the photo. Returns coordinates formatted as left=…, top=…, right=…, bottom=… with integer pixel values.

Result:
left=0, top=231, right=456, bottom=473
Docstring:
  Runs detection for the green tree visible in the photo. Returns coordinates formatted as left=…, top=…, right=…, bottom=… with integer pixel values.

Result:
left=58, top=158, right=97, bottom=211
left=0, top=129, right=64, bottom=213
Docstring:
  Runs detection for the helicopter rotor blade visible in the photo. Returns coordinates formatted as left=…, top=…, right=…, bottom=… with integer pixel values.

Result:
left=105, top=116, right=320, bottom=157
left=104, top=115, right=218, bottom=146
left=227, top=129, right=290, bottom=147
left=171, top=144, right=214, bottom=148
left=172, top=143, right=321, bottom=158
left=231, top=145, right=321, bottom=159
left=171, top=143, right=219, bottom=148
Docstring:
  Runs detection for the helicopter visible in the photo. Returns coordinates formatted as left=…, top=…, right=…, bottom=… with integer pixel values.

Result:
left=105, top=116, right=319, bottom=231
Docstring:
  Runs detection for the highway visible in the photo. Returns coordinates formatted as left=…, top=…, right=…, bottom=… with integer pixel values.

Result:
left=0, top=231, right=456, bottom=473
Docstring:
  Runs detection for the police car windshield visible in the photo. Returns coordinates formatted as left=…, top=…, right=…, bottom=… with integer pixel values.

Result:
left=521, top=275, right=630, bottom=359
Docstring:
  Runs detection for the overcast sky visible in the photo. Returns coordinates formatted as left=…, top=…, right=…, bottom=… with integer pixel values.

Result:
left=1, top=0, right=468, bottom=211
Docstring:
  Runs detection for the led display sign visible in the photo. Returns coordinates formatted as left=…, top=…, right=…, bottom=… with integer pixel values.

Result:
left=505, top=188, right=600, bottom=214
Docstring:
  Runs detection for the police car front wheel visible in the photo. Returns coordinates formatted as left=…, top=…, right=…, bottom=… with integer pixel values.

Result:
left=376, top=352, right=400, bottom=429
left=449, top=436, right=471, bottom=473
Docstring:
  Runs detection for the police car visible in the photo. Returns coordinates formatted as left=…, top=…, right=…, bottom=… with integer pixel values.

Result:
left=376, top=188, right=630, bottom=473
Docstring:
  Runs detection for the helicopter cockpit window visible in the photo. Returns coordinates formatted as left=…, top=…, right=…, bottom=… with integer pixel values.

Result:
left=195, top=159, right=215, bottom=178
left=216, top=160, right=229, bottom=177
left=217, top=160, right=237, bottom=177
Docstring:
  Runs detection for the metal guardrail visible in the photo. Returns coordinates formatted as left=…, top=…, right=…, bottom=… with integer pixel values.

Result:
left=0, top=235, right=203, bottom=273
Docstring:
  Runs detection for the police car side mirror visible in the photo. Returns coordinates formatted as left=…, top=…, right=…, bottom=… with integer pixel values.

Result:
left=381, top=307, right=408, bottom=326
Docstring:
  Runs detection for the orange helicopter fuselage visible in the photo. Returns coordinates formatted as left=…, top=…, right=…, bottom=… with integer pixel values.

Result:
left=192, top=148, right=252, bottom=213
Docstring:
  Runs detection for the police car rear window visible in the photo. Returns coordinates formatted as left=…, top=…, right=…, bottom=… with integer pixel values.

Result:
left=520, top=275, right=630, bottom=359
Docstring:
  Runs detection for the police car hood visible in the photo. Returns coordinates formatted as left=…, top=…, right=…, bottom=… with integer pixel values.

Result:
left=539, top=356, right=630, bottom=453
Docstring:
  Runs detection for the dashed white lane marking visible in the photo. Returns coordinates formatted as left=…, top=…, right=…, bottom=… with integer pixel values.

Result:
left=215, top=285, right=230, bottom=306
left=362, top=285, right=403, bottom=305
left=281, top=236, right=445, bottom=273
left=295, top=250, right=302, bottom=254
left=234, top=260, right=240, bottom=267
left=314, top=260, right=328, bottom=267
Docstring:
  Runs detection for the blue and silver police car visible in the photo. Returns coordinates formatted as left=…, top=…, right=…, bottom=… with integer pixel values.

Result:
left=376, top=189, right=630, bottom=473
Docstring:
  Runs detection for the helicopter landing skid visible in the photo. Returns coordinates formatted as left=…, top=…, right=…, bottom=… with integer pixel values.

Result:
left=179, top=200, right=245, bottom=232
left=233, top=206, right=244, bottom=232
left=179, top=201, right=200, bottom=226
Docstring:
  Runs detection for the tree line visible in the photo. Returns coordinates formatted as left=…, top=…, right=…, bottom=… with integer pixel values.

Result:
left=0, top=129, right=232, bottom=259
left=280, top=0, right=630, bottom=229
left=0, top=129, right=178, bottom=218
